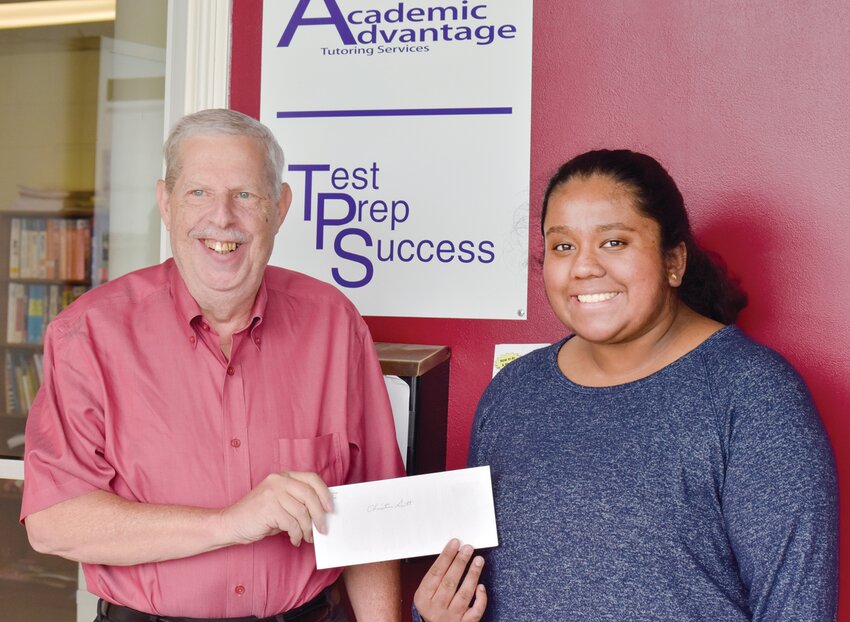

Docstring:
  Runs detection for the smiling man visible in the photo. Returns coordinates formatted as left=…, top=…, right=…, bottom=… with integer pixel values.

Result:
left=21, top=109, right=405, bottom=622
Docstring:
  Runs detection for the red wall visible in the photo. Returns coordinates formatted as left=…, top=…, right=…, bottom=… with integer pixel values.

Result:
left=231, top=0, right=849, bottom=615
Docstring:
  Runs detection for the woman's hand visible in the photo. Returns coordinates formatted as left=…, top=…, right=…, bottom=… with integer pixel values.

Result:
left=414, top=539, right=487, bottom=622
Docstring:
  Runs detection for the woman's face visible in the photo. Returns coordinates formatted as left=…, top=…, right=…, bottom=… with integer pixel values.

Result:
left=542, top=173, right=682, bottom=346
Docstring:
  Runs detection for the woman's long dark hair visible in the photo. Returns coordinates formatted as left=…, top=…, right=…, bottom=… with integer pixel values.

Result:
left=541, top=149, right=747, bottom=324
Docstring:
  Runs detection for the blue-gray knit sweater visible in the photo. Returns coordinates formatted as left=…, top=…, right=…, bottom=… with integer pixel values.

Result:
left=417, top=326, right=837, bottom=621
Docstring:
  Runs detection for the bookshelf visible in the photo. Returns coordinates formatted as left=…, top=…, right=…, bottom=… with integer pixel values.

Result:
left=0, top=210, right=93, bottom=459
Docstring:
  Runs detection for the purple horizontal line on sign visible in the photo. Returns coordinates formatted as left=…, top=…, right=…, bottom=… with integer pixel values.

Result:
left=276, top=107, right=513, bottom=118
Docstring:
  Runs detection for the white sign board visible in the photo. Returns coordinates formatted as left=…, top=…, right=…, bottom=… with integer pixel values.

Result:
left=260, top=0, right=533, bottom=319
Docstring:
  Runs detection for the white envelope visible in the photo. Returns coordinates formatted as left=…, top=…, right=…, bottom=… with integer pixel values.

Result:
left=313, top=466, right=498, bottom=569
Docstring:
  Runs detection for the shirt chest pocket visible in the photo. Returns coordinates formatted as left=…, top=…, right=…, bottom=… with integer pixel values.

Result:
left=277, top=433, right=345, bottom=487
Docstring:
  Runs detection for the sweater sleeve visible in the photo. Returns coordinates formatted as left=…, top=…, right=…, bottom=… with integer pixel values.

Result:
left=466, top=363, right=516, bottom=470
left=719, top=352, right=838, bottom=621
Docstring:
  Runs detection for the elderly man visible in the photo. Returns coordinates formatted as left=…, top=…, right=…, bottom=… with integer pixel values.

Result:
left=21, top=109, right=404, bottom=622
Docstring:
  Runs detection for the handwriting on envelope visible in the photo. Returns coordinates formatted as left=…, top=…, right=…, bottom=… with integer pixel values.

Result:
left=313, top=466, right=498, bottom=569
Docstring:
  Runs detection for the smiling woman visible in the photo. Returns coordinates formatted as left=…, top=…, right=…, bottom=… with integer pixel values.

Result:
left=413, top=150, right=838, bottom=622
left=540, top=150, right=747, bottom=386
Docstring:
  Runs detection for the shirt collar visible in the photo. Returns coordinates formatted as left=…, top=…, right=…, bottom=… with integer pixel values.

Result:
left=167, top=259, right=203, bottom=326
left=249, top=275, right=268, bottom=330
left=167, top=259, right=269, bottom=330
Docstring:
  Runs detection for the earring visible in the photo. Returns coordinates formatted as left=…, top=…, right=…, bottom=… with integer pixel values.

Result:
left=670, top=273, right=677, bottom=280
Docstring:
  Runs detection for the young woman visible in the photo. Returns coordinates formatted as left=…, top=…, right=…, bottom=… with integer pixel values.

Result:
left=414, top=150, right=838, bottom=621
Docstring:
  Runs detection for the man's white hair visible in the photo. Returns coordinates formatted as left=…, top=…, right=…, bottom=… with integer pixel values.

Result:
left=163, top=108, right=285, bottom=201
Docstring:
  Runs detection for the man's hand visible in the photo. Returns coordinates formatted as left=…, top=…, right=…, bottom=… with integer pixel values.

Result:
left=24, top=473, right=334, bottom=566
left=219, top=471, right=333, bottom=547
left=414, top=539, right=487, bottom=622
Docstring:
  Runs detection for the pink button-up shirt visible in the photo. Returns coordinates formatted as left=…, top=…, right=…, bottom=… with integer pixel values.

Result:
left=21, top=259, right=404, bottom=617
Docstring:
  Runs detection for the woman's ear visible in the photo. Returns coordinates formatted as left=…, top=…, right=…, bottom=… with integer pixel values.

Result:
left=666, top=242, right=687, bottom=288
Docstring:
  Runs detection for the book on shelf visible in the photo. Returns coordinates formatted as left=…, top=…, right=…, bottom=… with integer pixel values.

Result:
left=7, top=216, right=92, bottom=281
left=8, top=218, right=21, bottom=278
left=26, top=284, right=46, bottom=344
left=5, top=283, right=26, bottom=344
left=6, top=185, right=94, bottom=213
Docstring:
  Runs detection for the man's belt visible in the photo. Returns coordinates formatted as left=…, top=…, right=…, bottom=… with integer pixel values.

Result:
left=97, top=587, right=333, bottom=622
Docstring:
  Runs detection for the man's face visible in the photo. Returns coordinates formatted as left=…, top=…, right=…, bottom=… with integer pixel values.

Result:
left=157, top=134, right=291, bottom=311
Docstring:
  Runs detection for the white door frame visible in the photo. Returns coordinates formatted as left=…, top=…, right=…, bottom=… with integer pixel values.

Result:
left=161, top=0, right=232, bottom=259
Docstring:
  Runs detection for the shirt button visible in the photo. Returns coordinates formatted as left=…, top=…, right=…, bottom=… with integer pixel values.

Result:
left=227, top=366, right=235, bottom=376
left=202, top=323, right=210, bottom=331
left=254, top=336, right=261, bottom=345
left=230, top=438, right=241, bottom=448
left=189, top=335, right=196, bottom=344
left=234, top=584, right=245, bottom=595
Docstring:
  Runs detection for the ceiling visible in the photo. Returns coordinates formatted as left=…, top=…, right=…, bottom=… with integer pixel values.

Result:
left=0, top=0, right=114, bottom=53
